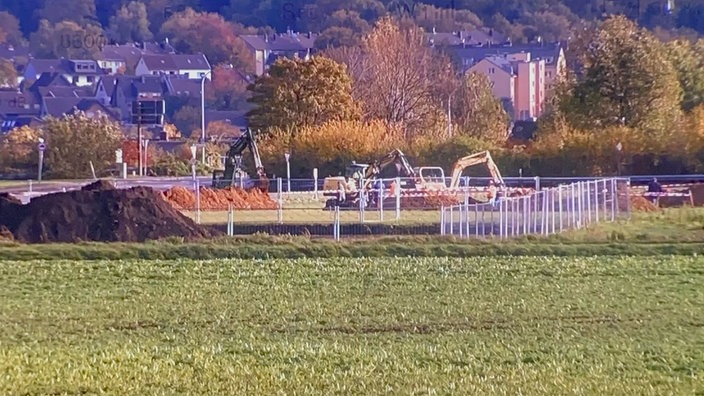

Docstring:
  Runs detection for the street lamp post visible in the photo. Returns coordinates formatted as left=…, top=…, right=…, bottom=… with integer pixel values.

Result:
left=190, top=144, right=198, bottom=181
left=616, top=142, right=623, bottom=176
left=285, top=152, right=291, bottom=192
left=200, top=71, right=212, bottom=165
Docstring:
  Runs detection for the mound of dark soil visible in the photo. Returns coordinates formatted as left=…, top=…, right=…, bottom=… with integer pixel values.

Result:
left=0, top=182, right=219, bottom=243
left=82, top=179, right=115, bottom=191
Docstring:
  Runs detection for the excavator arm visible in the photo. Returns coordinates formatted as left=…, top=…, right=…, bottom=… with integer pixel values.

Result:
left=365, top=149, right=417, bottom=180
left=448, top=150, right=504, bottom=189
left=218, top=128, right=268, bottom=191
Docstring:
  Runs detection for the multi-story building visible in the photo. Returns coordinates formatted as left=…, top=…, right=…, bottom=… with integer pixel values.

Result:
left=448, top=42, right=565, bottom=120
left=240, top=30, right=317, bottom=76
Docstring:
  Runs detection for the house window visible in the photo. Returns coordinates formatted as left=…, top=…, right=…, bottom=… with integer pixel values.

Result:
left=87, top=76, right=95, bottom=83
left=489, top=67, right=495, bottom=74
left=199, top=72, right=206, bottom=78
left=547, top=71, right=552, bottom=78
left=489, top=81, right=495, bottom=88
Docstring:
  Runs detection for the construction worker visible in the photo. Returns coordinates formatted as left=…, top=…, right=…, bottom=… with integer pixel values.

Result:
left=647, top=178, right=663, bottom=204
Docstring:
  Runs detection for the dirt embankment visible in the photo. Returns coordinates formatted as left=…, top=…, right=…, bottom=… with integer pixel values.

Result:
left=0, top=180, right=217, bottom=243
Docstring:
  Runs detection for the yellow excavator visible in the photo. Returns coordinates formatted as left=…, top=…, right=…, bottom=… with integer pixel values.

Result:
left=322, top=149, right=445, bottom=208
left=447, top=150, right=505, bottom=189
left=430, top=150, right=528, bottom=199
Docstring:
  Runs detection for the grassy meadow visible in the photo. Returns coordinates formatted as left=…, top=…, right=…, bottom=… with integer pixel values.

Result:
left=0, top=256, right=702, bottom=394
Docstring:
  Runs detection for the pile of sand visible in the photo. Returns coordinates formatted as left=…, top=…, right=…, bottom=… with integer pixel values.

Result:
left=630, top=195, right=659, bottom=212
left=163, top=186, right=278, bottom=210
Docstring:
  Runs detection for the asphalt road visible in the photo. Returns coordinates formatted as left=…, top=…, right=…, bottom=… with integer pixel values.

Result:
left=0, top=177, right=213, bottom=204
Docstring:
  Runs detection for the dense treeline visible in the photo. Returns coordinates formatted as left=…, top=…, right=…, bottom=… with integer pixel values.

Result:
left=1, top=0, right=703, bottom=51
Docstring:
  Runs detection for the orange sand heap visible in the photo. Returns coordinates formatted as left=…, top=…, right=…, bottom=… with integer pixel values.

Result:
left=630, top=196, right=659, bottom=212
left=163, top=186, right=278, bottom=210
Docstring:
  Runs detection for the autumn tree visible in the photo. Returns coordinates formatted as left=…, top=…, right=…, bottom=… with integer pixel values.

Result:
left=451, top=72, right=510, bottom=143
left=558, top=15, right=681, bottom=135
left=412, top=4, right=483, bottom=33
left=205, top=64, right=250, bottom=111
left=0, top=12, right=24, bottom=45
left=313, top=10, right=373, bottom=49
left=29, top=19, right=105, bottom=59
left=0, top=59, right=17, bottom=88
left=666, top=39, right=704, bottom=112
left=205, top=121, right=242, bottom=143
left=172, top=106, right=201, bottom=137
left=37, top=0, right=98, bottom=27
left=43, top=111, right=123, bottom=179
left=258, top=119, right=404, bottom=177
left=121, top=139, right=159, bottom=168
left=246, top=56, right=361, bottom=132
left=159, top=8, right=254, bottom=73
left=108, top=1, right=153, bottom=43
left=0, top=125, right=42, bottom=171
left=338, top=17, right=449, bottom=137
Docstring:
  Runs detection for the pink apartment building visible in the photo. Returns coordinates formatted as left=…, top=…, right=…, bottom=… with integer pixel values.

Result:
left=468, top=52, right=546, bottom=121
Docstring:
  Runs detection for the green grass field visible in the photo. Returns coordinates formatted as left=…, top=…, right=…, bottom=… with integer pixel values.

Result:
left=0, top=256, right=702, bottom=394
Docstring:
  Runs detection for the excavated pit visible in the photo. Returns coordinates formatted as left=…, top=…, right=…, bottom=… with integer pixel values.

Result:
left=0, top=180, right=217, bottom=243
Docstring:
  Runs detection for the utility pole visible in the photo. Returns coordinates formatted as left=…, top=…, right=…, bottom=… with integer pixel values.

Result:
left=137, top=111, right=142, bottom=177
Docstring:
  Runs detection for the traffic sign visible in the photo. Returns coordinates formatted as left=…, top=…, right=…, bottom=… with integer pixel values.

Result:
left=115, top=149, right=123, bottom=163
left=38, top=143, right=46, bottom=151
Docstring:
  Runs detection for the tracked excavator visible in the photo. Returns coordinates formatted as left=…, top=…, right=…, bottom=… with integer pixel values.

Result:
left=322, top=149, right=443, bottom=209
left=439, top=150, right=528, bottom=201
left=211, top=128, right=269, bottom=192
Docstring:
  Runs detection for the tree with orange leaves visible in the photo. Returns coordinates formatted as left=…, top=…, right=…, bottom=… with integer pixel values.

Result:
left=205, top=64, right=250, bottom=111
left=159, top=8, right=254, bottom=74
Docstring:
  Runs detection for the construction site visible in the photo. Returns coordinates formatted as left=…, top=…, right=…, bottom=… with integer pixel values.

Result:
left=2, top=128, right=704, bottom=243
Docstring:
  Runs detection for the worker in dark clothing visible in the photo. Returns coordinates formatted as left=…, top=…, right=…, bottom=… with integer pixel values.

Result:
left=647, top=178, right=663, bottom=204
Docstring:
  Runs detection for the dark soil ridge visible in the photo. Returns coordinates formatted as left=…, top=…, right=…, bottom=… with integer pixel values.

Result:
left=0, top=180, right=218, bottom=243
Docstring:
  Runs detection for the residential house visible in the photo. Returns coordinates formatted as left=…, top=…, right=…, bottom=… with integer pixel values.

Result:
left=25, top=72, right=111, bottom=106
left=41, top=97, right=119, bottom=122
left=107, top=75, right=168, bottom=124
left=0, top=89, right=43, bottom=133
left=468, top=52, right=546, bottom=121
left=134, top=53, right=210, bottom=79
left=164, top=77, right=203, bottom=103
left=97, top=40, right=176, bottom=74
left=426, top=28, right=509, bottom=47
left=22, top=59, right=105, bottom=87
left=240, top=30, right=317, bottom=76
